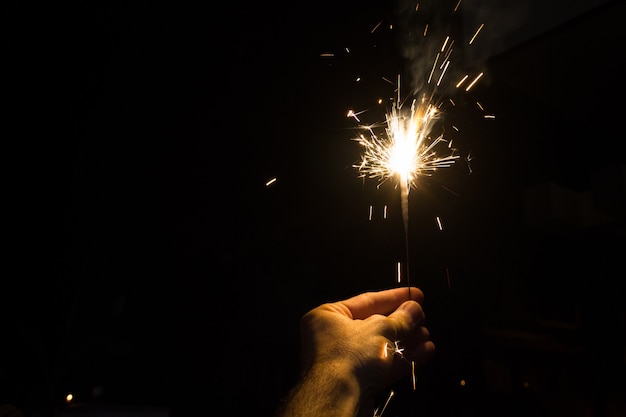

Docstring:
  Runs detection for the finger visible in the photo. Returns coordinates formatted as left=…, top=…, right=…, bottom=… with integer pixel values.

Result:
left=401, top=326, right=431, bottom=351
left=411, top=325, right=431, bottom=344
left=386, top=300, right=425, bottom=340
left=338, top=287, right=424, bottom=319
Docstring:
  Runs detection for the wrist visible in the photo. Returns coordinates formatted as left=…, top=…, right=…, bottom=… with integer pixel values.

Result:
left=279, top=359, right=362, bottom=417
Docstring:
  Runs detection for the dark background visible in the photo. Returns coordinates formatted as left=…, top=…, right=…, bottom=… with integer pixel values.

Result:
left=3, top=0, right=625, bottom=416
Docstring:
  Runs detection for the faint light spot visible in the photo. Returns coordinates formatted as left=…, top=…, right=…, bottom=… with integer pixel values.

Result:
left=460, top=379, right=466, bottom=386
left=92, top=385, right=104, bottom=398
left=523, top=382, right=529, bottom=388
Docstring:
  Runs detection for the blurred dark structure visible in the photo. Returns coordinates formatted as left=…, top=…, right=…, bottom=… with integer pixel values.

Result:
left=3, top=0, right=625, bottom=416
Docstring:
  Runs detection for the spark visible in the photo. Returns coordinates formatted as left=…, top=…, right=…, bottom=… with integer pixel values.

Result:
left=441, top=36, right=450, bottom=52
left=440, top=184, right=460, bottom=197
left=383, top=340, right=406, bottom=358
left=373, top=390, right=395, bottom=417
left=265, top=177, right=277, bottom=187
left=371, top=20, right=383, bottom=33
left=383, top=340, right=417, bottom=393
left=347, top=109, right=366, bottom=122
left=442, top=40, right=455, bottom=63
left=396, top=261, right=402, bottom=284
left=465, top=72, right=484, bottom=91
left=436, top=60, right=451, bottom=86
left=469, top=23, right=484, bottom=45
left=393, top=340, right=405, bottom=357
left=428, top=53, right=440, bottom=84
left=455, top=74, right=469, bottom=88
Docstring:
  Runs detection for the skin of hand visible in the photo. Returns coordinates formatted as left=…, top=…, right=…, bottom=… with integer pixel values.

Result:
left=277, top=286, right=435, bottom=417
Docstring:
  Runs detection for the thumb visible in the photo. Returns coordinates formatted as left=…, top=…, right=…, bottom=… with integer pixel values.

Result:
left=387, top=300, right=425, bottom=341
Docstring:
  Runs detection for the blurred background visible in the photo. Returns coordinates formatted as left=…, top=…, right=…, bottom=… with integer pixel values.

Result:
left=3, top=0, right=624, bottom=416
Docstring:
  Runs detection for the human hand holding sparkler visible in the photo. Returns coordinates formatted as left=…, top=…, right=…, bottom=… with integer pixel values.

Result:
left=275, top=287, right=435, bottom=417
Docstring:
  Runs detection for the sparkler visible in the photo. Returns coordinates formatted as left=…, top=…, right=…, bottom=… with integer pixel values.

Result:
left=342, top=3, right=491, bottom=414
left=346, top=0, right=489, bottom=297
left=351, top=74, right=460, bottom=295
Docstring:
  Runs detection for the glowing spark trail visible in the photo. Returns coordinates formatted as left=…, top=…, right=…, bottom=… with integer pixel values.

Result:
left=469, top=23, right=484, bottom=45
left=374, top=390, right=395, bottom=417
left=465, top=72, right=484, bottom=91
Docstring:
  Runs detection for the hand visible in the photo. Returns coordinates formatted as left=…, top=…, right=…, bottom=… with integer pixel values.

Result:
left=300, top=286, right=435, bottom=394
left=278, top=286, right=435, bottom=417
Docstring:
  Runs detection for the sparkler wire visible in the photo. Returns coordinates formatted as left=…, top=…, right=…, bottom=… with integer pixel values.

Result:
left=353, top=85, right=459, bottom=295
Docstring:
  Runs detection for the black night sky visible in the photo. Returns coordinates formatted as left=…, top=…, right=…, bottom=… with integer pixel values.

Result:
left=3, top=1, right=625, bottom=416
